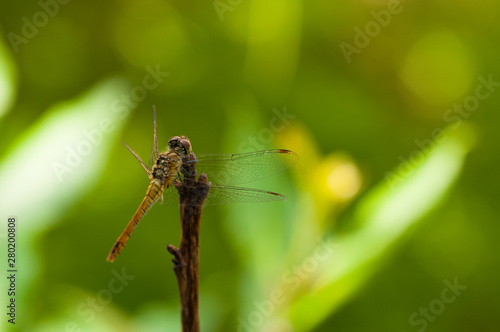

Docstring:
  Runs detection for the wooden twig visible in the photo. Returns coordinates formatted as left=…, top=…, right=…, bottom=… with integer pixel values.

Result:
left=167, top=152, right=210, bottom=332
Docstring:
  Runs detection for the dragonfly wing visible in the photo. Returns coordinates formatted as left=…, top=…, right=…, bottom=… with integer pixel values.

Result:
left=181, top=149, right=298, bottom=185
left=158, top=183, right=286, bottom=206
left=203, top=184, right=287, bottom=206
left=159, top=183, right=183, bottom=207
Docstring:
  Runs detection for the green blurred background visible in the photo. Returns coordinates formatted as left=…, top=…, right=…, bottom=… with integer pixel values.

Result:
left=0, top=0, right=499, bottom=331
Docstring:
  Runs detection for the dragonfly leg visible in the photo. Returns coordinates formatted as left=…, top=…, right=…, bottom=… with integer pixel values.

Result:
left=177, top=171, right=185, bottom=186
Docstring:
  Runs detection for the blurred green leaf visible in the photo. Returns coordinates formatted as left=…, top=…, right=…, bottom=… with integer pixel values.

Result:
left=284, top=124, right=476, bottom=331
left=0, top=30, right=17, bottom=118
left=0, top=77, right=131, bottom=331
left=0, top=77, right=131, bottom=234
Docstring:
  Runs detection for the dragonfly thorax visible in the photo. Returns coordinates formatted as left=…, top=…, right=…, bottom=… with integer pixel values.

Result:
left=152, top=152, right=183, bottom=183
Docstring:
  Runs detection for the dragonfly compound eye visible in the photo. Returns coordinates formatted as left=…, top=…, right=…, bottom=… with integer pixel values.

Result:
left=180, top=137, right=192, bottom=155
left=168, top=136, right=181, bottom=149
left=167, top=136, right=191, bottom=155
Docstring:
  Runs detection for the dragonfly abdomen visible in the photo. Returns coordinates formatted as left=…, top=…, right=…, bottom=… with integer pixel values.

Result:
left=142, top=179, right=164, bottom=211
left=106, top=179, right=165, bottom=262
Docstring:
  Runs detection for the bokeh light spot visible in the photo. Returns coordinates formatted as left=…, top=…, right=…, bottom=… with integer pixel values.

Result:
left=327, top=162, right=362, bottom=200
left=399, top=29, right=474, bottom=108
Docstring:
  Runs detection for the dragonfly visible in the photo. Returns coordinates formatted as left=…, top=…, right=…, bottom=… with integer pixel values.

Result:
left=106, top=110, right=298, bottom=262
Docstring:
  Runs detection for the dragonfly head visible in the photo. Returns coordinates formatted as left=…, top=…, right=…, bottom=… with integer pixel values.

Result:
left=168, top=136, right=192, bottom=156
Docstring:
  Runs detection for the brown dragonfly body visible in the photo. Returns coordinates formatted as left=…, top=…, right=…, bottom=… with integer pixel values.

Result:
left=107, top=109, right=298, bottom=262
left=107, top=135, right=191, bottom=262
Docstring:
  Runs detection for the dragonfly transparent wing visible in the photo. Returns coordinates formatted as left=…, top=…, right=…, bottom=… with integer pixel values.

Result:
left=180, top=149, right=298, bottom=186
left=159, top=183, right=287, bottom=206
left=205, top=185, right=286, bottom=205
